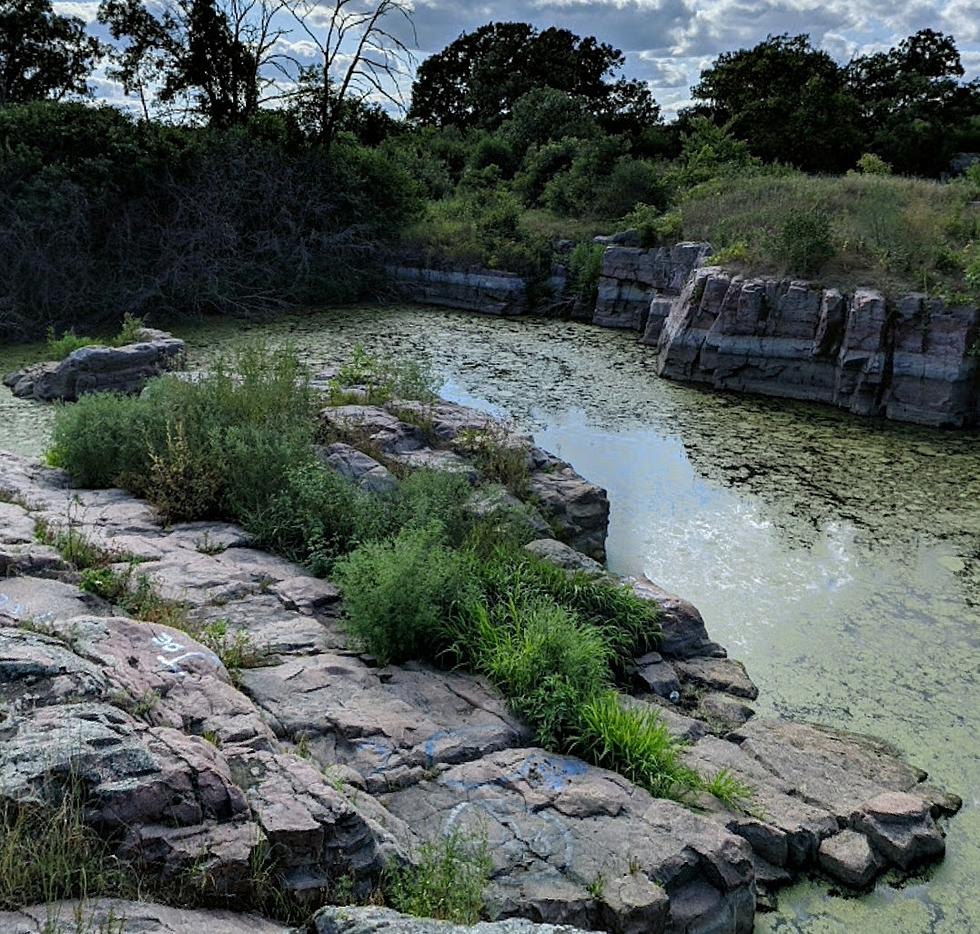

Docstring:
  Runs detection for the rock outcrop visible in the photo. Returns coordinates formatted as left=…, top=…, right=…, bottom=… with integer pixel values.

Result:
left=3, top=328, right=185, bottom=402
left=648, top=268, right=980, bottom=427
left=592, top=243, right=713, bottom=336
left=389, top=267, right=529, bottom=316
left=0, top=437, right=961, bottom=933
left=315, top=906, right=592, bottom=934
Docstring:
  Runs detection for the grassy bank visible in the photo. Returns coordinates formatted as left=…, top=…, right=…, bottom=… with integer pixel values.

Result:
left=46, top=345, right=746, bottom=811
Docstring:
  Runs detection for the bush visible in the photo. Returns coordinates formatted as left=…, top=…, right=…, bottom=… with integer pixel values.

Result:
left=856, top=152, right=892, bottom=176
left=775, top=211, right=835, bottom=276
left=572, top=693, right=698, bottom=800
left=466, top=596, right=612, bottom=747
left=568, top=242, right=604, bottom=307
left=334, top=525, right=479, bottom=665
left=384, top=830, right=491, bottom=925
left=45, top=328, right=101, bottom=360
left=620, top=204, right=682, bottom=247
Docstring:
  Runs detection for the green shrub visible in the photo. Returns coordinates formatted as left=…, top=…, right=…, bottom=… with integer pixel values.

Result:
left=620, top=205, right=682, bottom=247
left=334, top=525, right=479, bottom=665
left=384, top=830, right=491, bottom=925
left=466, top=596, right=611, bottom=747
left=568, top=242, right=604, bottom=306
left=776, top=211, right=835, bottom=276
left=572, top=692, right=698, bottom=800
left=855, top=153, right=892, bottom=176
left=45, top=328, right=102, bottom=360
left=453, top=428, right=529, bottom=495
left=330, top=346, right=438, bottom=404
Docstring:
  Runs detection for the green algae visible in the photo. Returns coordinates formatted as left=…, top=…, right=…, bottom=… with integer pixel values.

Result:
left=1, top=303, right=978, bottom=931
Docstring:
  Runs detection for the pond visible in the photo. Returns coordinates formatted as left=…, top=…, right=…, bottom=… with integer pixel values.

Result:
left=2, top=304, right=978, bottom=932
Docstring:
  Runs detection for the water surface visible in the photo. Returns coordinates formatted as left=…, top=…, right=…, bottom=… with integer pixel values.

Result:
left=2, top=305, right=978, bottom=932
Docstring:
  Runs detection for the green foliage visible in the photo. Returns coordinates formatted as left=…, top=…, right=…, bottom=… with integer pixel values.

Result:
left=620, top=205, right=682, bottom=247
left=855, top=152, right=892, bottom=176
left=0, top=778, right=136, bottom=910
left=467, top=596, right=612, bottom=747
left=45, top=328, right=101, bottom=360
left=196, top=620, right=266, bottom=676
left=329, top=345, right=438, bottom=405
left=384, top=830, right=492, bottom=925
left=572, top=692, right=699, bottom=799
left=568, top=242, right=604, bottom=307
left=454, top=428, right=529, bottom=495
left=334, top=525, right=479, bottom=666
left=776, top=212, right=835, bottom=277
left=500, top=88, right=599, bottom=155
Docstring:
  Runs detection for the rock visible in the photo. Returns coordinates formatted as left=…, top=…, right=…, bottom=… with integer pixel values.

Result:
left=389, top=266, right=529, bottom=316
left=0, top=575, right=105, bottom=626
left=0, top=900, right=291, bottom=934
left=653, top=267, right=980, bottom=428
left=0, top=501, right=35, bottom=544
left=593, top=243, right=712, bottom=333
left=316, top=906, right=593, bottom=934
left=527, top=470, right=609, bottom=561
left=321, top=405, right=425, bottom=455
left=0, top=542, right=71, bottom=579
left=696, top=691, right=755, bottom=733
left=272, top=575, right=341, bottom=614
left=633, top=652, right=681, bottom=699
left=382, top=747, right=755, bottom=934
left=851, top=792, right=946, bottom=870
left=593, top=229, right=642, bottom=248
left=629, top=577, right=723, bottom=659
left=239, top=656, right=528, bottom=793
left=386, top=400, right=505, bottom=445
left=628, top=695, right=707, bottom=743
left=5, top=329, right=185, bottom=403
left=320, top=442, right=398, bottom=494
left=524, top=539, right=609, bottom=577
left=673, top=657, right=759, bottom=701
left=467, top=487, right=552, bottom=540
left=818, top=830, right=880, bottom=888
left=225, top=746, right=409, bottom=896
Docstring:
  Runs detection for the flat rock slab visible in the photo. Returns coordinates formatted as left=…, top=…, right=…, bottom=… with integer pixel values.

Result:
left=851, top=791, right=945, bottom=870
left=316, top=906, right=596, bottom=934
left=0, top=575, right=105, bottom=626
left=382, top=747, right=755, bottom=934
left=0, top=900, right=290, bottom=934
left=240, top=655, right=528, bottom=792
left=673, top=657, right=759, bottom=700
left=0, top=500, right=35, bottom=543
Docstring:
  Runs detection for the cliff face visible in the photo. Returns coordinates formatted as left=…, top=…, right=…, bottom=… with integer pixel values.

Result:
left=592, top=242, right=713, bottom=333
left=388, top=266, right=528, bottom=316
left=650, top=268, right=980, bottom=428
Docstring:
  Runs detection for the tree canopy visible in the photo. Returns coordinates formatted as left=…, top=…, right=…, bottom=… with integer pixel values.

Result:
left=408, top=22, right=659, bottom=134
left=0, top=0, right=103, bottom=107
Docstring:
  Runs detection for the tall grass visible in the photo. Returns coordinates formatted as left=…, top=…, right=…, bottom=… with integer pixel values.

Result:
left=680, top=170, right=980, bottom=294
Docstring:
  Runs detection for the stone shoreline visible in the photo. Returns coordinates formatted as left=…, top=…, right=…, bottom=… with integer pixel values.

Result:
left=0, top=393, right=962, bottom=933
left=391, top=245, right=980, bottom=429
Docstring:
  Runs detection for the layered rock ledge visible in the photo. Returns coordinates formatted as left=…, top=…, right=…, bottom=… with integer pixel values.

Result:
left=0, top=421, right=960, bottom=932
left=3, top=327, right=185, bottom=403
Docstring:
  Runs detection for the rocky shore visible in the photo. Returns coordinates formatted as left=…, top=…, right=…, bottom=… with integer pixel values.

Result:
left=390, top=244, right=980, bottom=428
left=0, top=392, right=961, bottom=933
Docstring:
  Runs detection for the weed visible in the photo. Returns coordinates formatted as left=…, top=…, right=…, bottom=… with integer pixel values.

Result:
left=454, top=427, right=530, bottom=495
left=702, top=768, right=754, bottom=812
left=196, top=620, right=267, bottom=677
left=132, top=690, right=160, bottom=718
left=586, top=872, right=605, bottom=901
left=384, top=829, right=491, bottom=925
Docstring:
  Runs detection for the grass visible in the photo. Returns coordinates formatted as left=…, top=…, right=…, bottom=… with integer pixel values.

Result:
left=384, top=830, right=492, bottom=925
left=679, top=169, right=980, bottom=296
left=44, top=314, right=150, bottom=361
left=329, top=345, right=438, bottom=406
left=453, top=427, right=530, bottom=496
left=0, top=779, right=138, bottom=911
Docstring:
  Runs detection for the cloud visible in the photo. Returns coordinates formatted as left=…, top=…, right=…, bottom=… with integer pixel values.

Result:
left=64, top=0, right=980, bottom=119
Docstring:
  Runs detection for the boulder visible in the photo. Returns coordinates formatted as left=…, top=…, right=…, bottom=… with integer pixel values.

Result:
left=629, top=577, right=723, bottom=659
left=5, top=329, right=185, bottom=403
left=527, top=470, right=609, bottom=561
left=320, top=442, right=398, bottom=494
left=673, top=657, right=759, bottom=701
left=239, top=655, right=529, bottom=793
left=632, top=652, right=681, bottom=699
left=315, top=906, right=595, bottom=934
left=818, top=830, right=880, bottom=888
left=524, top=538, right=609, bottom=577
left=851, top=792, right=946, bottom=870
left=382, top=747, right=755, bottom=934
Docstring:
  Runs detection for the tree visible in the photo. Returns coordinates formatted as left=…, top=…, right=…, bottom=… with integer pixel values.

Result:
left=408, top=22, right=659, bottom=135
left=689, top=34, right=862, bottom=173
left=98, top=0, right=289, bottom=125
left=0, top=0, right=103, bottom=107
left=284, top=0, right=415, bottom=147
left=846, top=30, right=980, bottom=176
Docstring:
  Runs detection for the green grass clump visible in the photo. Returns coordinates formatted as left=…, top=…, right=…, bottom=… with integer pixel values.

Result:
left=44, top=315, right=149, bottom=362
left=329, top=345, right=438, bottom=405
left=334, top=525, right=478, bottom=665
left=384, top=830, right=491, bottom=925
left=0, top=780, right=137, bottom=910
left=572, top=693, right=700, bottom=800
left=454, top=427, right=529, bottom=496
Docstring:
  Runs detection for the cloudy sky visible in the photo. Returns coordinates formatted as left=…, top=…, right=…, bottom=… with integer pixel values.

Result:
left=61, top=0, right=980, bottom=119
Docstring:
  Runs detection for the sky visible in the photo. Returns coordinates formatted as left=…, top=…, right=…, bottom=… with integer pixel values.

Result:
left=59, top=0, right=980, bottom=120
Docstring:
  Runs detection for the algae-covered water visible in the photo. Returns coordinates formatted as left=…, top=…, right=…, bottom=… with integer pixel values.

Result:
left=2, top=305, right=978, bottom=932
